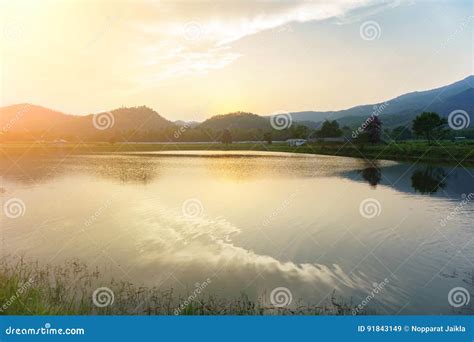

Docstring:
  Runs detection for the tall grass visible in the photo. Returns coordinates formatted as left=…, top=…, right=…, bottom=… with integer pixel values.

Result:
left=0, top=257, right=361, bottom=315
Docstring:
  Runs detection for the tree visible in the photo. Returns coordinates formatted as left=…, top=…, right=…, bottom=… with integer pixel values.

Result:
left=364, top=116, right=383, bottom=144
left=391, top=126, right=412, bottom=141
left=289, top=124, right=310, bottom=139
left=263, top=132, right=273, bottom=144
left=412, top=112, right=447, bottom=143
left=317, top=120, right=342, bottom=138
left=341, top=126, right=352, bottom=137
left=221, top=129, right=232, bottom=144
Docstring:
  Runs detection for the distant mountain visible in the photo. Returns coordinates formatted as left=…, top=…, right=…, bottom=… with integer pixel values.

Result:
left=286, top=75, right=474, bottom=127
left=1, top=75, right=472, bottom=141
left=199, top=112, right=271, bottom=130
left=174, top=120, right=200, bottom=128
left=198, top=112, right=319, bottom=131
left=0, top=104, right=174, bottom=140
left=91, top=106, right=173, bottom=131
left=424, top=88, right=474, bottom=117
left=0, top=104, right=74, bottom=132
left=333, top=86, right=474, bottom=129
left=331, top=109, right=416, bottom=129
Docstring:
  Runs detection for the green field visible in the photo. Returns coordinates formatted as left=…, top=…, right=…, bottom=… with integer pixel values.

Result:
left=1, top=141, right=473, bottom=165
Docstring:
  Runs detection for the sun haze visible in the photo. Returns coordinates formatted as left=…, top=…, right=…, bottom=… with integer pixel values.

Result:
left=1, top=0, right=472, bottom=120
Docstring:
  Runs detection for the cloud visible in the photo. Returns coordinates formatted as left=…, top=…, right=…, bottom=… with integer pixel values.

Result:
left=140, top=43, right=242, bottom=83
left=134, top=202, right=371, bottom=291
left=134, top=0, right=396, bottom=83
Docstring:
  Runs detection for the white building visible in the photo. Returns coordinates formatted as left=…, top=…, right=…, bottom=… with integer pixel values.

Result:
left=286, top=139, right=307, bottom=146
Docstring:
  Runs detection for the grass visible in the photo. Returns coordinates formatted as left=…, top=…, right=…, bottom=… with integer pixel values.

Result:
left=0, top=257, right=361, bottom=316
left=1, top=140, right=473, bottom=165
left=304, top=140, right=474, bottom=165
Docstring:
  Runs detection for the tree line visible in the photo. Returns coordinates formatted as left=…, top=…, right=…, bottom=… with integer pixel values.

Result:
left=1, top=112, right=472, bottom=144
left=303, top=111, right=473, bottom=145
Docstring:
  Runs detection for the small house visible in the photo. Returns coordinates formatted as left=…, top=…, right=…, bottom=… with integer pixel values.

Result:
left=286, top=139, right=307, bottom=146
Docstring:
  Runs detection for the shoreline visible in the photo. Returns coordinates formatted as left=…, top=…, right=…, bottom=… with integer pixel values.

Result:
left=1, top=141, right=473, bottom=166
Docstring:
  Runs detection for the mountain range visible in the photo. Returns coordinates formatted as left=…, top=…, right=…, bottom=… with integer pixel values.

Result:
left=1, top=75, right=472, bottom=141
left=287, top=75, right=474, bottom=128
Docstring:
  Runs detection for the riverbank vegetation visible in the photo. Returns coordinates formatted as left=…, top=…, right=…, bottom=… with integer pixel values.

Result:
left=2, top=111, right=473, bottom=165
left=1, top=140, right=473, bottom=165
left=0, top=258, right=359, bottom=316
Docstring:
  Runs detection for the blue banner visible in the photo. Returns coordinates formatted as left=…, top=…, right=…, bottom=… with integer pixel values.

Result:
left=0, top=316, right=472, bottom=341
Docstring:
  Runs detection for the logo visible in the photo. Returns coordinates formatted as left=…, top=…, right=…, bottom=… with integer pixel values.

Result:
left=270, top=111, right=292, bottom=130
left=182, top=198, right=204, bottom=218
left=3, top=198, right=26, bottom=219
left=92, top=287, right=115, bottom=307
left=92, top=112, right=115, bottom=130
left=359, top=198, right=382, bottom=219
left=359, top=21, right=381, bottom=41
left=270, top=287, right=292, bottom=307
left=448, top=287, right=470, bottom=308
left=448, top=110, right=470, bottom=130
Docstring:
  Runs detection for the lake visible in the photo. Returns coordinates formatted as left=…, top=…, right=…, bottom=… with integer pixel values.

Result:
left=1, top=151, right=473, bottom=314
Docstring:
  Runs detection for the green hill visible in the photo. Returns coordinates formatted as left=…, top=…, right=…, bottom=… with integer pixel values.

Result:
left=199, top=112, right=271, bottom=130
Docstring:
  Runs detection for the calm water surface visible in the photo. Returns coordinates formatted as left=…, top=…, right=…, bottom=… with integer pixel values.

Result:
left=1, top=151, right=473, bottom=314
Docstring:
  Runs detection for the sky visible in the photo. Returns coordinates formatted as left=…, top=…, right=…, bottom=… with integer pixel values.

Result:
left=0, top=0, right=473, bottom=121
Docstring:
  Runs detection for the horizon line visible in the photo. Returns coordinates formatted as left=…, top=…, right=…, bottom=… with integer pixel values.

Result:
left=1, top=74, right=472, bottom=121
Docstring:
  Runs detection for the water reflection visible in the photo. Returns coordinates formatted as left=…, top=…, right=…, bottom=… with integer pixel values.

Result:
left=1, top=151, right=473, bottom=314
left=83, top=156, right=159, bottom=184
left=344, top=162, right=474, bottom=198
left=359, top=165, right=382, bottom=188
left=1, top=153, right=471, bottom=198
left=0, top=156, right=67, bottom=185
left=0, top=155, right=159, bottom=185
left=411, top=166, right=447, bottom=194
